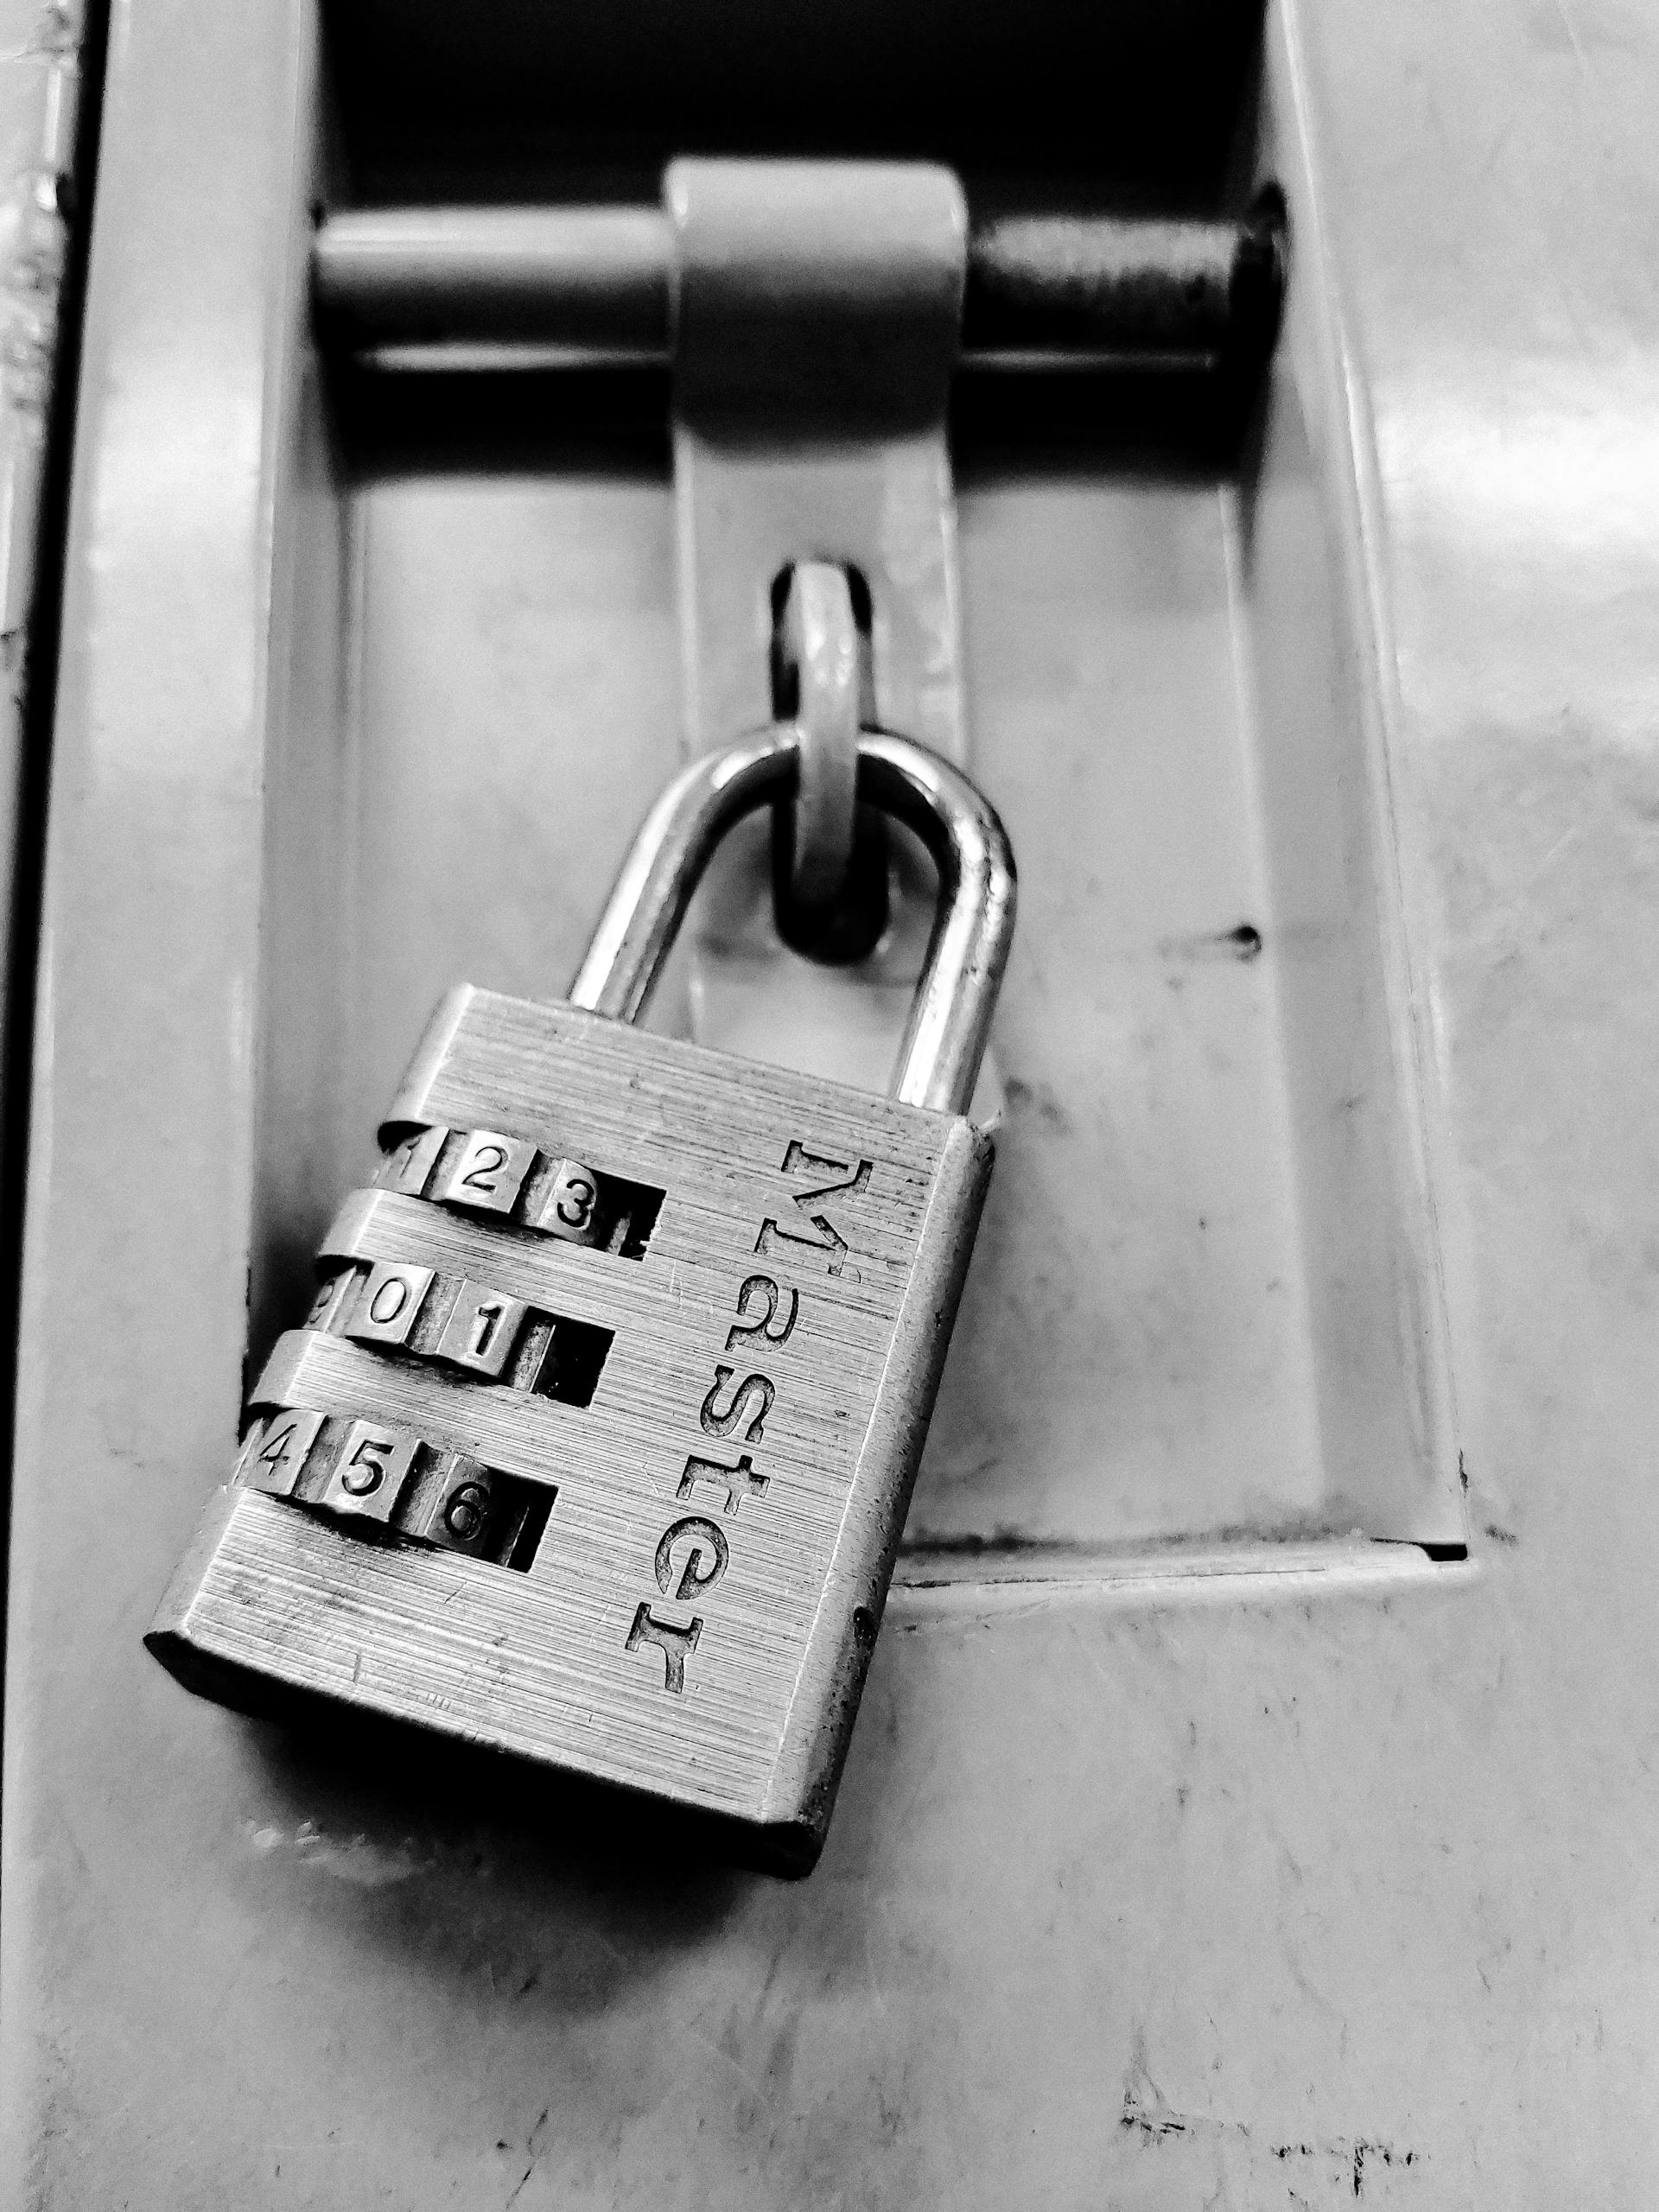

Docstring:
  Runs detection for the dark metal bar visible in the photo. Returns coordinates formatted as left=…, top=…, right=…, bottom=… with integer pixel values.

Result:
left=313, top=200, right=1284, bottom=373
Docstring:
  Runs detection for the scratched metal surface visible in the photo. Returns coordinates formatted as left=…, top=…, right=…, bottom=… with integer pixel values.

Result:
left=6, top=0, right=1659, bottom=2204
left=154, top=992, right=989, bottom=1850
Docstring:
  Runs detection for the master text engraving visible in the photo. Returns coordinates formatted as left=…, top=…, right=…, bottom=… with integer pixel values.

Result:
left=677, top=1451, right=768, bottom=1512
left=725, top=1273, right=799, bottom=1351
left=754, top=1141, right=873, bottom=1279
left=626, top=1603, right=702, bottom=1694
left=654, top=1516, right=730, bottom=1602
left=699, top=1366, right=774, bottom=1445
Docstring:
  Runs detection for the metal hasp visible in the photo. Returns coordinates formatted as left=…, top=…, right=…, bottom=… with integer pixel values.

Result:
left=148, top=734, right=1015, bottom=1874
left=309, top=170, right=1282, bottom=1080
left=665, top=158, right=969, bottom=770
left=772, top=561, right=888, bottom=959
left=660, top=161, right=975, bottom=1089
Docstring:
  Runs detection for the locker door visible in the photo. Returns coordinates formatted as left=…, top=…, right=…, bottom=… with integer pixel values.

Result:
left=4, top=3, right=1656, bottom=2204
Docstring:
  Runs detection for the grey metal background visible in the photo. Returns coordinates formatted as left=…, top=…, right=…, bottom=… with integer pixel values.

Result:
left=5, top=0, right=1659, bottom=2204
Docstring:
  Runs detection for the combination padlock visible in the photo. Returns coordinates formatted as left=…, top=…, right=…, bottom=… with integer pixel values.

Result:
left=149, top=724, right=1015, bottom=1872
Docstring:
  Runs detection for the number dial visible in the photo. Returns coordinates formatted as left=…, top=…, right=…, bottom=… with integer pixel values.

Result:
left=315, top=1420, right=422, bottom=1523
left=344, top=1261, right=436, bottom=1349
left=435, top=1280, right=528, bottom=1379
left=531, top=1157, right=601, bottom=1244
left=238, top=1409, right=326, bottom=1497
left=440, top=1129, right=537, bottom=1215
left=374, top=1124, right=448, bottom=1196
left=405, top=1451, right=498, bottom=1556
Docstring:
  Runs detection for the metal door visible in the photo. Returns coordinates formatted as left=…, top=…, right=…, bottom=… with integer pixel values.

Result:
left=3, top=2, right=1656, bottom=2203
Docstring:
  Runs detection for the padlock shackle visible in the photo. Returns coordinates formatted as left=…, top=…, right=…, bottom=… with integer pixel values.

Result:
left=569, top=728, right=1015, bottom=1114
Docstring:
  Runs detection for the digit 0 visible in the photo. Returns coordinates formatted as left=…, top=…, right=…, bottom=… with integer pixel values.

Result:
left=368, top=1275, right=411, bottom=1326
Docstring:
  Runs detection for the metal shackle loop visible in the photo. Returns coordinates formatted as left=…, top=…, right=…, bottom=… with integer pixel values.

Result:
left=568, top=728, right=1016, bottom=1115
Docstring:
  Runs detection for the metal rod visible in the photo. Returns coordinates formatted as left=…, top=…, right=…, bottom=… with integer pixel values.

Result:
left=313, top=201, right=1283, bottom=372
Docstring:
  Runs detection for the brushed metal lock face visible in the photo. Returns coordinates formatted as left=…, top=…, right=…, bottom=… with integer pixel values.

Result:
left=151, top=990, right=992, bottom=1868
left=149, top=728, right=1015, bottom=1871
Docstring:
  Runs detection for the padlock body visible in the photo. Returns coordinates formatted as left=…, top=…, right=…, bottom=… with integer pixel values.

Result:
left=149, top=986, right=993, bottom=1871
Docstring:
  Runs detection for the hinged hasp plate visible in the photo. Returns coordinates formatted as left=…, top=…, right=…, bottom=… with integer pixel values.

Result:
left=666, top=157, right=967, bottom=760
left=664, top=161, right=985, bottom=1098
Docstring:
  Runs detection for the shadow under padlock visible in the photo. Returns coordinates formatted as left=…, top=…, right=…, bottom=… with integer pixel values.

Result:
left=233, top=1658, right=814, bottom=1888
